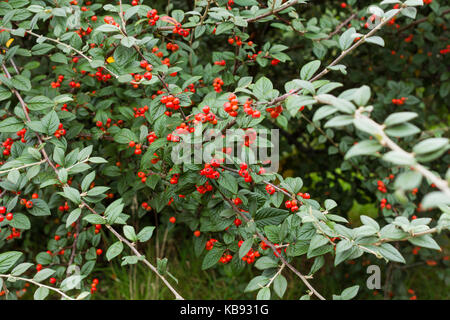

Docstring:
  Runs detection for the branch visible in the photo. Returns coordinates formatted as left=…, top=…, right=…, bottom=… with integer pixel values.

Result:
left=217, top=189, right=326, bottom=300
left=81, top=202, right=184, bottom=300
left=263, top=7, right=405, bottom=107
left=354, top=108, right=450, bottom=198
left=0, top=274, right=75, bottom=300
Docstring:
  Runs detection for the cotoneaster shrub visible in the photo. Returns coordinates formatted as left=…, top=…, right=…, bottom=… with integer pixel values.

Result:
left=0, top=0, right=449, bottom=300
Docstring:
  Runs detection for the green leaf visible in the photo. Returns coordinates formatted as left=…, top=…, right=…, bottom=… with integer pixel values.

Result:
left=11, top=74, right=31, bottom=91
left=123, top=225, right=138, bottom=241
left=11, top=262, right=33, bottom=276
left=28, top=199, right=51, bottom=216
left=0, top=251, right=23, bottom=273
left=384, top=112, right=418, bottom=127
left=34, top=287, right=49, bottom=300
left=273, top=274, right=287, bottom=298
left=33, top=268, right=55, bottom=282
left=239, top=238, right=253, bottom=259
left=83, top=214, right=105, bottom=224
left=137, top=226, right=155, bottom=242
left=256, top=287, right=271, bottom=300
left=341, top=285, right=359, bottom=300
left=394, top=171, right=422, bottom=190
left=345, top=140, right=382, bottom=159
left=254, top=207, right=289, bottom=227
left=106, top=241, right=124, bottom=261
left=300, top=60, right=321, bottom=80
left=10, top=213, right=31, bottom=230
left=254, top=256, right=278, bottom=270
left=385, top=123, right=420, bottom=138
left=202, top=246, right=225, bottom=270
left=66, top=208, right=82, bottom=228
left=408, top=235, right=441, bottom=250
left=41, top=111, right=60, bottom=135
left=378, top=243, right=405, bottom=263
left=0, top=117, right=24, bottom=133
left=253, top=76, right=273, bottom=100
left=413, top=138, right=448, bottom=155
left=62, top=186, right=81, bottom=204
left=27, top=96, right=53, bottom=111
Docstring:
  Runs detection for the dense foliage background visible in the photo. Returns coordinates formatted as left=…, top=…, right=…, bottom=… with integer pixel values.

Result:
left=0, top=0, right=449, bottom=300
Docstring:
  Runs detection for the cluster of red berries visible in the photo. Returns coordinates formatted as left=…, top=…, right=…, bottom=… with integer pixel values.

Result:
left=51, top=75, right=65, bottom=88
left=265, top=184, right=276, bottom=195
left=377, top=180, right=387, bottom=193
left=285, top=199, right=299, bottom=212
left=147, top=131, right=157, bottom=144
left=54, top=123, right=67, bottom=138
left=138, top=171, right=148, bottom=183
left=69, top=80, right=81, bottom=89
left=200, top=163, right=221, bottom=180
left=234, top=218, right=242, bottom=227
left=166, top=133, right=181, bottom=142
left=141, top=202, right=152, bottom=211
left=271, top=59, right=280, bottom=66
left=16, top=128, right=27, bottom=143
left=74, top=26, right=92, bottom=38
left=0, top=207, right=13, bottom=222
left=128, top=141, right=143, bottom=155
left=238, top=163, right=252, bottom=183
left=169, top=174, right=180, bottom=185
left=93, top=224, right=102, bottom=234
left=5, top=227, right=21, bottom=240
left=266, top=105, right=283, bottom=118
left=214, top=60, right=226, bottom=66
left=184, top=83, right=196, bottom=93
left=228, top=36, right=242, bottom=46
left=93, top=67, right=112, bottom=83
left=161, top=94, right=181, bottom=110
left=104, top=16, right=119, bottom=27
left=242, top=99, right=261, bottom=118
left=196, top=181, right=213, bottom=194
left=405, top=34, right=414, bottom=43
left=380, top=198, right=392, bottom=210
left=20, top=197, right=34, bottom=209
left=223, top=93, right=239, bottom=117
left=205, top=238, right=218, bottom=251
left=172, top=23, right=190, bottom=37
left=193, top=106, right=217, bottom=125
left=247, top=51, right=262, bottom=61
left=1, top=138, right=15, bottom=156
left=140, top=59, right=154, bottom=74
left=439, top=44, right=450, bottom=55
left=90, top=278, right=99, bottom=294
left=297, top=192, right=311, bottom=200
left=212, top=78, right=224, bottom=92
left=238, top=240, right=260, bottom=264
left=166, top=42, right=179, bottom=52
left=219, top=253, right=233, bottom=264
left=133, top=105, right=149, bottom=118
left=95, top=118, right=114, bottom=132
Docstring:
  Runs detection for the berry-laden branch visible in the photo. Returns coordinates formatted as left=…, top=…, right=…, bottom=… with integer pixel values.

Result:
left=1, top=59, right=184, bottom=301
left=0, top=274, right=75, bottom=300
left=217, top=189, right=326, bottom=300
left=353, top=108, right=450, bottom=198
left=81, top=202, right=185, bottom=300
left=262, top=6, right=406, bottom=108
